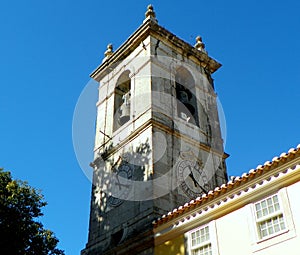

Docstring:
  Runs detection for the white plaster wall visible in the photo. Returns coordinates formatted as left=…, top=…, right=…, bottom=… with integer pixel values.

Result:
left=287, top=181, right=300, bottom=237
left=216, top=205, right=253, bottom=254
left=214, top=181, right=300, bottom=255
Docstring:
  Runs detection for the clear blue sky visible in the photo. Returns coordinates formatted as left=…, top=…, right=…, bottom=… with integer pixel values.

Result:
left=1, top=0, right=299, bottom=254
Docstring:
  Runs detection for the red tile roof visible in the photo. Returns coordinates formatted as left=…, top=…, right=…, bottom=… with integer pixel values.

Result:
left=154, top=144, right=300, bottom=227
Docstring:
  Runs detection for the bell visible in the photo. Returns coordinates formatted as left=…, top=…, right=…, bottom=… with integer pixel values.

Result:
left=178, top=90, right=195, bottom=115
left=119, top=92, right=130, bottom=125
left=178, top=91, right=188, bottom=103
left=119, top=104, right=130, bottom=124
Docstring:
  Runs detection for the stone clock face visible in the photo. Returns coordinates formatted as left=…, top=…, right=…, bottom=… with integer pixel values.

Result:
left=177, top=159, right=209, bottom=199
left=107, top=163, right=133, bottom=207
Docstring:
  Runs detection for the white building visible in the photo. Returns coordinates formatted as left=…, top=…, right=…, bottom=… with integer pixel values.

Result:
left=154, top=144, right=300, bottom=255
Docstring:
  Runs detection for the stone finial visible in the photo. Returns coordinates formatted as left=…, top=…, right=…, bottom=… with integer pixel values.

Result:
left=102, top=43, right=113, bottom=62
left=144, top=4, right=157, bottom=23
left=104, top=43, right=113, bottom=58
left=195, top=36, right=207, bottom=53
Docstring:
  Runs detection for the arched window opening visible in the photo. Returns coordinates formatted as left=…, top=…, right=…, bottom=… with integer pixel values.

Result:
left=113, top=71, right=131, bottom=131
left=175, top=67, right=199, bottom=126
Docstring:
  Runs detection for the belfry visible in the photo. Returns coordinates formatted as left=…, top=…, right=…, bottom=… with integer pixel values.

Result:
left=82, top=5, right=228, bottom=255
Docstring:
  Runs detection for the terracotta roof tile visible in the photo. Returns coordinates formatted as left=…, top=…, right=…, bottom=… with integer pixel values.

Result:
left=154, top=144, right=300, bottom=227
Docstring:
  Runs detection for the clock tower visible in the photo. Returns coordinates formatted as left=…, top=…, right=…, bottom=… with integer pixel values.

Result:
left=82, top=5, right=228, bottom=255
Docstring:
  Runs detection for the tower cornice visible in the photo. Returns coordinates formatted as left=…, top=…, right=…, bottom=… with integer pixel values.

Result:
left=90, top=19, right=221, bottom=82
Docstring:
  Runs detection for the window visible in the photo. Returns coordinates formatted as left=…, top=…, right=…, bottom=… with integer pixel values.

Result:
left=254, top=194, right=286, bottom=239
left=175, top=67, right=199, bottom=126
left=113, top=71, right=131, bottom=131
left=189, top=225, right=212, bottom=255
left=249, top=188, right=296, bottom=252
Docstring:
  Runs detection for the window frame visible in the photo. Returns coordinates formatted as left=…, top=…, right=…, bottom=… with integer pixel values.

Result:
left=186, top=221, right=218, bottom=255
left=249, top=188, right=296, bottom=252
left=254, top=193, right=287, bottom=240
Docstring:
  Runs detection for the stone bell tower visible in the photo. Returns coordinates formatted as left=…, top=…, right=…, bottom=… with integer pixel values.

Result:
left=82, top=5, right=228, bottom=255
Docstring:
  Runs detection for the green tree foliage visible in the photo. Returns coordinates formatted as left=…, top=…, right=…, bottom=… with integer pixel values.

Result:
left=0, top=168, right=64, bottom=254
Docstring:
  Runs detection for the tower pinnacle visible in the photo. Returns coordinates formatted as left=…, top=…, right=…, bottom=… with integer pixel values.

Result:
left=195, top=36, right=207, bottom=54
left=144, top=4, right=157, bottom=23
left=102, top=43, right=113, bottom=62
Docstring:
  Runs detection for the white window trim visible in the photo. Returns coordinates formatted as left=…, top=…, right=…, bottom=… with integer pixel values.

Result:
left=249, top=188, right=296, bottom=252
left=185, top=221, right=219, bottom=255
left=255, top=193, right=287, bottom=240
